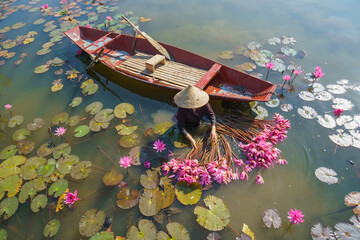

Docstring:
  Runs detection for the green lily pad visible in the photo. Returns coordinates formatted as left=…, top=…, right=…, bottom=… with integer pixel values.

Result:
left=0, top=197, right=19, bottom=220
left=129, top=146, right=141, bottom=165
left=127, top=219, right=157, bottom=240
left=103, top=168, right=123, bottom=186
left=57, top=155, right=79, bottom=174
left=31, top=194, right=48, bottom=212
left=116, top=188, right=140, bottom=209
left=38, top=159, right=56, bottom=177
left=69, top=97, right=82, bottom=107
left=144, top=128, right=154, bottom=137
left=0, top=145, right=17, bottom=159
left=2, top=175, right=23, bottom=198
left=36, top=48, right=51, bottom=56
left=79, top=209, right=105, bottom=237
left=53, top=143, right=71, bottom=159
left=20, top=164, right=38, bottom=180
left=114, top=103, right=134, bottom=119
left=13, top=128, right=31, bottom=141
left=66, top=115, right=81, bottom=127
left=11, top=22, right=26, bottom=29
left=44, top=25, right=57, bottom=32
left=34, top=65, right=49, bottom=73
left=17, top=140, right=35, bottom=155
left=0, top=155, right=26, bottom=179
left=52, top=112, right=69, bottom=125
left=119, top=133, right=141, bottom=148
left=70, top=161, right=92, bottom=179
left=82, top=83, right=99, bottom=95
left=157, top=222, right=190, bottom=240
left=89, top=231, right=114, bottom=240
left=18, top=181, right=36, bottom=203
left=89, top=118, right=110, bottom=132
left=140, top=170, right=159, bottom=190
left=85, top=101, right=103, bottom=115
left=162, top=182, right=175, bottom=209
left=32, top=178, right=46, bottom=192
left=194, top=195, right=230, bottom=231
left=175, top=181, right=202, bottom=205
left=33, top=18, right=46, bottom=25
left=139, top=189, right=163, bottom=217
left=95, top=109, right=114, bottom=123
left=44, top=219, right=60, bottom=238
left=0, top=27, right=11, bottom=33
left=52, top=57, right=65, bottom=66
left=74, top=125, right=90, bottom=137
left=27, top=118, right=44, bottom=130
left=0, top=229, right=7, bottom=239
left=37, top=142, right=54, bottom=157
left=115, top=124, right=137, bottom=135
left=49, top=179, right=68, bottom=197
left=8, top=115, right=24, bottom=128
left=219, top=50, right=234, bottom=60
left=2, top=41, right=16, bottom=49
left=154, top=121, right=174, bottom=135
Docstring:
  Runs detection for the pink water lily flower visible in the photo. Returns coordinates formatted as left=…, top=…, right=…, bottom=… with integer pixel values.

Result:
left=334, top=108, right=343, bottom=117
left=54, top=126, right=66, bottom=136
left=276, top=158, right=288, bottom=165
left=106, top=16, right=112, bottom=21
left=283, top=75, right=291, bottom=81
left=153, top=139, right=166, bottom=153
left=40, top=4, right=48, bottom=9
left=314, top=71, right=324, bottom=78
left=256, top=174, right=264, bottom=184
left=144, top=160, right=150, bottom=169
left=64, top=190, right=79, bottom=208
left=293, top=69, right=302, bottom=75
left=119, top=156, right=132, bottom=169
left=287, top=208, right=305, bottom=224
left=265, top=62, right=274, bottom=69
left=4, top=104, right=12, bottom=110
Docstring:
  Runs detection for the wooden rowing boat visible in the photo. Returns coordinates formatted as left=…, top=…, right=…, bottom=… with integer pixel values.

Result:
left=64, top=25, right=277, bottom=102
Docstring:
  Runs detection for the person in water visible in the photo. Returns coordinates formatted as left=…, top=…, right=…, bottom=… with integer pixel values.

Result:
left=174, top=85, right=217, bottom=149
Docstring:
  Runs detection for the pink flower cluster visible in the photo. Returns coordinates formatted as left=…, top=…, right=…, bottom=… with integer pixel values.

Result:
left=40, top=4, right=48, bottom=10
left=313, top=66, right=324, bottom=79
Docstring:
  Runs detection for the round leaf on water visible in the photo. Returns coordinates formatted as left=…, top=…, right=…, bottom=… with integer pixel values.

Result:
left=127, top=219, right=157, bottom=240
left=175, top=181, right=202, bottom=205
left=219, top=50, right=233, bottom=60
left=103, top=168, right=123, bottom=186
left=49, top=179, right=68, bottom=197
left=0, top=229, right=7, bottom=239
left=31, top=194, right=48, bottom=212
left=70, top=161, right=92, bottom=179
left=80, top=79, right=94, bottom=89
left=85, top=101, right=103, bottom=115
left=74, top=125, right=90, bottom=137
left=89, top=231, right=114, bottom=240
left=27, top=118, right=44, bottom=130
left=69, top=97, right=82, bottom=107
left=57, top=155, right=79, bottom=174
left=52, top=57, right=65, bottom=66
left=194, top=195, right=230, bottom=231
left=89, top=118, right=110, bottom=132
left=119, top=133, right=141, bottom=148
left=145, top=128, right=154, bottom=137
left=38, top=159, right=56, bottom=177
left=157, top=231, right=170, bottom=240
left=13, top=128, right=31, bottom=141
left=140, top=170, right=159, bottom=190
left=0, top=197, right=18, bottom=220
left=17, top=140, right=35, bottom=155
left=95, top=109, right=114, bottom=123
left=207, top=232, right=221, bottom=240
left=114, top=103, right=134, bottom=119
left=162, top=182, right=175, bottom=209
left=262, top=208, right=281, bottom=229
left=239, top=62, right=256, bottom=72
left=116, top=188, right=139, bottom=209
left=165, top=222, right=190, bottom=240
left=0, top=155, right=26, bottom=179
left=2, top=175, right=22, bottom=197
left=53, top=143, right=71, bottom=159
left=0, top=145, right=17, bottom=159
left=20, top=163, right=38, bottom=180
left=66, top=115, right=81, bottom=127
left=34, top=65, right=49, bottom=73
left=82, top=83, right=99, bottom=95
left=129, top=146, right=141, bottom=165
left=44, top=219, right=60, bottom=238
left=79, top=209, right=105, bottom=237
left=11, top=22, right=26, bottom=29
left=115, top=124, right=137, bottom=135
left=32, top=178, right=46, bottom=192
left=139, top=189, right=163, bottom=216
left=154, top=121, right=174, bottom=135
left=2, top=41, right=16, bottom=49
left=37, top=142, right=54, bottom=157
left=18, top=181, right=36, bottom=203
left=36, top=48, right=51, bottom=56
left=52, top=112, right=69, bottom=125
left=8, top=115, right=24, bottom=128
left=33, top=18, right=46, bottom=25
left=174, top=141, right=187, bottom=148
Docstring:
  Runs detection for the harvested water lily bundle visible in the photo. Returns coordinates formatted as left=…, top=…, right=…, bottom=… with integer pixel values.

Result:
left=314, top=167, right=338, bottom=184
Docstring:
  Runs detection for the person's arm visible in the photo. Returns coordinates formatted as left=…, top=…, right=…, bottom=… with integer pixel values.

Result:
left=177, top=109, right=197, bottom=149
left=204, top=103, right=217, bottom=141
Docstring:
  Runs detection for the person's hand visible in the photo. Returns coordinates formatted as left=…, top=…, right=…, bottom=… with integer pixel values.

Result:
left=186, top=134, right=197, bottom=149
left=210, top=126, right=217, bottom=142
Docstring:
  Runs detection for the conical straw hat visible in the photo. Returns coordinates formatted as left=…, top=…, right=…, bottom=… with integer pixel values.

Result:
left=174, top=85, right=209, bottom=109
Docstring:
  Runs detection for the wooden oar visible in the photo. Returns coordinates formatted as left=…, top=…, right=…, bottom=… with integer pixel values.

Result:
left=122, top=16, right=174, bottom=61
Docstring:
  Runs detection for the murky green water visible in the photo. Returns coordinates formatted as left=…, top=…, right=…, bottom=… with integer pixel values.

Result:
left=1, top=0, right=360, bottom=239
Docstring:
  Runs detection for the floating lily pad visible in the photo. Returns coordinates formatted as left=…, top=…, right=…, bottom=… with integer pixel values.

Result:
left=12, top=22, right=26, bottom=29
left=57, top=155, right=80, bottom=174
left=79, top=209, right=105, bottom=237
left=0, top=197, right=18, bottom=220
left=159, top=222, right=190, bottom=240
left=52, top=82, right=62, bottom=92
left=27, top=118, right=44, bottom=130
left=19, top=181, right=36, bottom=203
left=44, top=25, right=57, bottom=32
left=0, top=229, right=6, bottom=239
left=36, top=48, right=51, bottom=56
left=262, top=208, right=282, bottom=228
left=52, top=112, right=69, bottom=125
left=145, top=128, right=154, bottom=137
left=20, top=157, right=46, bottom=180
left=95, top=109, right=114, bottom=123
left=114, top=103, right=134, bottom=118
left=0, top=145, right=17, bottom=159
left=0, top=155, right=26, bottom=179
left=33, top=18, right=46, bottom=25
left=219, top=50, right=233, bottom=60
left=103, top=168, right=124, bottom=186
left=32, top=179, right=46, bottom=192
left=317, top=114, right=336, bottom=129
left=129, top=146, right=141, bottom=165
left=80, top=79, right=94, bottom=89
left=162, top=182, right=175, bottom=209
left=175, top=181, right=202, bottom=205
left=53, top=143, right=71, bottom=159
left=0, top=27, right=11, bottom=33
left=315, top=167, right=338, bottom=184
left=127, top=219, right=157, bottom=240
left=74, top=125, right=90, bottom=137
left=49, top=179, right=68, bottom=197
left=140, top=170, right=159, bottom=190
left=85, top=101, right=103, bottom=115
left=34, top=65, right=49, bottom=74
left=116, top=124, right=137, bottom=135
left=239, top=62, right=256, bottom=72
left=2, top=41, right=16, bottom=49
left=69, top=97, right=82, bottom=107
left=89, top=231, right=114, bottom=240
left=2, top=175, right=23, bottom=198
left=329, top=130, right=353, bottom=147
left=82, top=83, right=99, bottom=95
left=54, top=69, right=63, bottom=75
left=8, top=115, right=24, bottom=128
left=154, top=121, right=174, bottom=135
left=37, top=142, right=54, bottom=157
left=17, top=140, right=35, bottom=155
left=65, top=115, right=80, bottom=127
left=117, top=188, right=140, bottom=209
left=70, top=161, right=92, bottom=179
left=44, top=219, right=60, bottom=238
left=139, top=189, right=163, bottom=216
left=89, top=118, right=110, bottom=132
left=38, top=159, right=56, bottom=177
left=52, top=57, right=65, bottom=66
left=119, top=133, right=141, bottom=148
left=194, top=195, right=230, bottom=231
left=13, top=128, right=31, bottom=141
left=31, top=194, right=47, bottom=212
